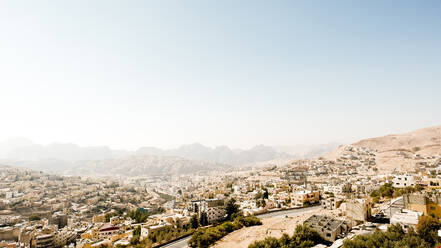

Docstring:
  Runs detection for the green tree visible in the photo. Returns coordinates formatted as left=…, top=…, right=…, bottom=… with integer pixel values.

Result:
left=225, top=198, right=240, bottom=220
left=130, top=226, right=141, bottom=245
left=263, top=189, right=269, bottom=199
left=370, top=183, right=395, bottom=198
left=133, top=225, right=141, bottom=236
left=416, top=215, right=441, bottom=245
left=190, top=214, right=199, bottom=229
left=199, top=212, right=209, bottom=226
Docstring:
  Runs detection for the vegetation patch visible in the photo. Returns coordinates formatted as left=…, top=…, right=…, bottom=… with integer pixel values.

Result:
left=154, top=190, right=176, bottom=201
left=188, top=215, right=262, bottom=248
left=248, top=224, right=324, bottom=248
left=369, top=183, right=422, bottom=203
left=343, top=215, right=441, bottom=248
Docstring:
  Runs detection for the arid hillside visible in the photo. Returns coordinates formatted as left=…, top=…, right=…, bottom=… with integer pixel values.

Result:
left=353, top=125, right=441, bottom=154
left=327, top=125, right=441, bottom=172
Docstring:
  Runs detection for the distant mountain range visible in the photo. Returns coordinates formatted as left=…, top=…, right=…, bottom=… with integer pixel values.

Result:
left=0, top=138, right=125, bottom=161
left=4, top=124, right=439, bottom=176
left=0, top=138, right=338, bottom=176
left=65, top=155, right=231, bottom=177
left=137, top=143, right=294, bottom=165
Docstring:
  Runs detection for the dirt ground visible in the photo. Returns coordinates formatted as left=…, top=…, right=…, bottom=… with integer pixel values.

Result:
left=212, top=208, right=324, bottom=248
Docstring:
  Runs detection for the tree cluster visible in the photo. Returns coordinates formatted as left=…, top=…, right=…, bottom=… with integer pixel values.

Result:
left=343, top=216, right=441, bottom=248
left=370, top=184, right=422, bottom=203
left=127, top=207, right=165, bottom=223
left=105, top=208, right=127, bottom=222
left=188, top=215, right=262, bottom=248
left=146, top=225, right=193, bottom=245
left=248, top=224, right=323, bottom=248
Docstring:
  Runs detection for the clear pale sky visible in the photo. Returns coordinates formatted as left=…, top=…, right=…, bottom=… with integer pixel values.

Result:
left=1, top=1, right=440, bottom=150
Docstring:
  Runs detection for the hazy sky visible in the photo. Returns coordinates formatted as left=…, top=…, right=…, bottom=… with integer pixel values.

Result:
left=1, top=1, right=440, bottom=150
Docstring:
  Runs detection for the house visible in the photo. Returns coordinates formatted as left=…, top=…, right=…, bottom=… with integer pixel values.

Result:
left=205, top=207, right=226, bottom=224
left=392, top=175, right=416, bottom=188
left=34, top=233, right=54, bottom=248
left=345, top=199, right=372, bottom=222
left=148, top=223, right=172, bottom=235
left=190, top=199, right=226, bottom=223
left=53, top=229, right=76, bottom=247
left=403, top=193, right=441, bottom=218
left=292, top=190, right=320, bottom=207
left=97, top=225, right=120, bottom=239
left=92, top=214, right=105, bottom=224
left=322, top=198, right=343, bottom=210
left=304, top=215, right=350, bottom=242
left=50, top=212, right=68, bottom=229
left=390, top=210, right=422, bottom=230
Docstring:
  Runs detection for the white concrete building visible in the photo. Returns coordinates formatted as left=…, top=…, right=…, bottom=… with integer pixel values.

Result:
left=390, top=210, right=422, bottom=229
left=392, top=175, right=416, bottom=188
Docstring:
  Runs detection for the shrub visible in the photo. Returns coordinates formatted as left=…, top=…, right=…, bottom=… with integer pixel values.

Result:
left=29, top=214, right=41, bottom=221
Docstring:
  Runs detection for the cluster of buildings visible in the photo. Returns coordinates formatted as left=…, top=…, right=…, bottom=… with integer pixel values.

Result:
left=1, top=144, right=441, bottom=248
left=0, top=166, right=167, bottom=248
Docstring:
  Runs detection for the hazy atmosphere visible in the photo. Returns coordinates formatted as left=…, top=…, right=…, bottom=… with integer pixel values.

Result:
left=2, top=2, right=441, bottom=248
left=1, top=1, right=440, bottom=150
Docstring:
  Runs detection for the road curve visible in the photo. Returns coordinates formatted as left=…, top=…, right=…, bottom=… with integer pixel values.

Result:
left=160, top=205, right=322, bottom=248
left=160, top=236, right=192, bottom=248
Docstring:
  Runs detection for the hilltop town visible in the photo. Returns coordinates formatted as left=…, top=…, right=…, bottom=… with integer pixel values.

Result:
left=1, top=126, right=441, bottom=248
left=2, top=0, right=441, bottom=247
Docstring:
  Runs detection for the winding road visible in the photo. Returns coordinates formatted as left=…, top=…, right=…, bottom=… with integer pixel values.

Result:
left=160, top=205, right=322, bottom=248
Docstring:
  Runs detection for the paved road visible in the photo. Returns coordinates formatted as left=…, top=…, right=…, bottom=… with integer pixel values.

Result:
left=161, top=205, right=322, bottom=248
left=161, top=236, right=192, bottom=248
left=257, top=205, right=321, bottom=219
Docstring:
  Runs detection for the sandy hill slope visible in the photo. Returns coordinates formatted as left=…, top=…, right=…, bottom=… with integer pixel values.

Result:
left=327, top=125, right=441, bottom=172
left=353, top=125, right=441, bottom=154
